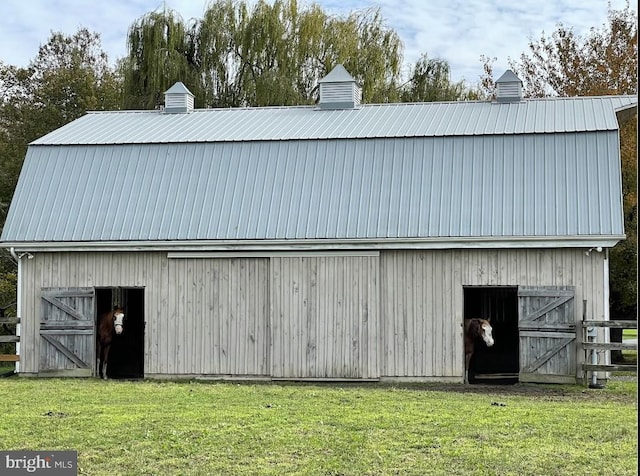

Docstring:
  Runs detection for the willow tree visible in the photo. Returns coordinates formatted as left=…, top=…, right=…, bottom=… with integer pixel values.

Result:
left=122, top=0, right=406, bottom=108
left=400, top=54, right=470, bottom=102
left=195, top=0, right=406, bottom=106
left=122, top=9, right=200, bottom=109
left=200, top=0, right=307, bottom=107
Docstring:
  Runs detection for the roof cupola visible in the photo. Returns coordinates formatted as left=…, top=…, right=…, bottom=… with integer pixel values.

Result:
left=318, top=65, right=362, bottom=110
left=495, top=70, right=523, bottom=103
left=164, top=82, right=195, bottom=113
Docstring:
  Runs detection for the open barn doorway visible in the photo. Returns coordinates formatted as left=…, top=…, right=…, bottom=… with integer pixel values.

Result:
left=463, top=286, right=519, bottom=384
left=96, top=287, right=145, bottom=379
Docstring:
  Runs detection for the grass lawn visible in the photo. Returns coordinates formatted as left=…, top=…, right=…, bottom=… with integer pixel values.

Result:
left=621, top=328, right=637, bottom=365
left=0, top=378, right=637, bottom=475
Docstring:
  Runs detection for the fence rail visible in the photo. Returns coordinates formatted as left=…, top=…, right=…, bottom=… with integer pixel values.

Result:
left=0, top=313, right=19, bottom=364
left=582, top=320, right=637, bottom=375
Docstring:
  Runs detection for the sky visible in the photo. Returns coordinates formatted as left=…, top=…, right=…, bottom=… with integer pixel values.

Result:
left=0, top=0, right=636, bottom=85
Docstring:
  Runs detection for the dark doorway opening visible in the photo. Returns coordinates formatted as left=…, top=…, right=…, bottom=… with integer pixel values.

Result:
left=96, top=287, right=145, bottom=379
left=464, top=286, right=519, bottom=384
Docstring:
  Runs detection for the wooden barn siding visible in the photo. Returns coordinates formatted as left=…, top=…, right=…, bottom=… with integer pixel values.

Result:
left=17, top=248, right=605, bottom=378
left=379, top=249, right=606, bottom=378
left=167, top=258, right=270, bottom=376
left=270, top=255, right=379, bottom=379
left=18, top=252, right=166, bottom=374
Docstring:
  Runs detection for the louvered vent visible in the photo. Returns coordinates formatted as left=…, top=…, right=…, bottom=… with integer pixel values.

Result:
left=164, top=82, right=195, bottom=113
left=495, top=70, right=523, bottom=103
left=318, top=64, right=362, bottom=110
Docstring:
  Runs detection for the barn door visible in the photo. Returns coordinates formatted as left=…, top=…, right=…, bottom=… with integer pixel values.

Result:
left=518, top=286, right=576, bottom=384
left=270, top=254, right=379, bottom=379
left=39, top=287, right=95, bottom=377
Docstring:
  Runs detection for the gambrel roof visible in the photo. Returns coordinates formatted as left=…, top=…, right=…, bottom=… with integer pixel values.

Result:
left=1, top=92, right=636, bottom=251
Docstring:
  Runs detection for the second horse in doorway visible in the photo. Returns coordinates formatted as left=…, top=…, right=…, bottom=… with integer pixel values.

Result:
left=97, top=306, right=125, bottom=379
left=464, top=318, right=494, bottom=384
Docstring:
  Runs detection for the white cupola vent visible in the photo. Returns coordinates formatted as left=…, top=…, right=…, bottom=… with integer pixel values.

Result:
left=164, top=81, right=195, bottom=113
left=495, top=70, right=523, bottom=103
left=318, top=64, right=362, bottom=110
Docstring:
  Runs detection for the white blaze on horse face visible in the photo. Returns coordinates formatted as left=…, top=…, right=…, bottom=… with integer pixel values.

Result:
left=482, top=323, right=494, bottom=347
left=113, top=312, right=125, bottom=335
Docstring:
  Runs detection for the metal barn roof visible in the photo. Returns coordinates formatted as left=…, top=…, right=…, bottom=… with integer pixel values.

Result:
left=31, top=95, right=637, bottom=145
left=2, top=94, right=637, bottom=250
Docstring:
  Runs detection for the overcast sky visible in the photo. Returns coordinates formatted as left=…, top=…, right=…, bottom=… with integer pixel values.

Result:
left=0, top=0, right=635, bottom=85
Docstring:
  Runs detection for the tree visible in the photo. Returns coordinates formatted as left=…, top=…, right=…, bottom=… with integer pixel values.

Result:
left=122, top=9, right=199, bottom=109
left=609, top=115, right=638, bottom=319
left=514, top=1, right=637, bottom=97
left=0, top=29, right=120, bottom=294
left=122, top=0, right=408, bottom=108
left=400, top=54, right=470, bottom=102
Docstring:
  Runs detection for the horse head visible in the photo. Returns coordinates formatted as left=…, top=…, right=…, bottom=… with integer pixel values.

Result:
left=112, top=306, right=125, bottom=335
left=479, top=319, right=494, bottom=347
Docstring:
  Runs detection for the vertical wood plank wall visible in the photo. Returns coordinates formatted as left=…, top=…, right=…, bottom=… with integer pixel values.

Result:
left=19, top=252, right=166, bottom=374
left=270, top=255, right=379, bottom=378
left=167, top=258, right=270, bottom=376
left=17, top=248, right=605, bottom=379
left=379, top=249, right=605, bottom=378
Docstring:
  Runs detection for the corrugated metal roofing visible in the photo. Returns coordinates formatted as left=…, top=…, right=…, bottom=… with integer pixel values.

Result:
left=3, top=94, right=634, bottom=246
left=2, top=131, right=625, bottom=243
left=31, top=95, right=637, bottom=146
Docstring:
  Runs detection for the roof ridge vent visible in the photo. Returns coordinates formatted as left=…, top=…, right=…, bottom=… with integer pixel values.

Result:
left=318, top=64, right=362, bottom=110
left=495, top=70, right=523, bottom=103
left=164, top=82, right=195, bottom=113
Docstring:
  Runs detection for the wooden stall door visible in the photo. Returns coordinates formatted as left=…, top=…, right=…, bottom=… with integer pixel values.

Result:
left=518, top=286, right=576, bottom=384
left=39, top=287, right=95, bottom=377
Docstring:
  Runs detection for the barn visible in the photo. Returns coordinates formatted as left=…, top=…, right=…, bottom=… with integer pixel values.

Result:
left=1, top=66, right=636, bottom=383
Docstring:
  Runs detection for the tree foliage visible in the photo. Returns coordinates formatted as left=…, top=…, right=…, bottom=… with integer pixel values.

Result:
left=122, top=9, right=198, bottom=109
left=1, top=29, right=120, bottom=221
left=610, top=115, right=638, bottom=318
left=121, top=0, right=468, bottom=109
left=400, top=54, right=470, bottom=102
left=513, top=1, right=637, bottom=97
left=0, top=29, right=120, bottom=279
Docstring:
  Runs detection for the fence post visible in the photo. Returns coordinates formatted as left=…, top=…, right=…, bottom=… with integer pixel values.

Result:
left=586, top=326, right=604, bottom=388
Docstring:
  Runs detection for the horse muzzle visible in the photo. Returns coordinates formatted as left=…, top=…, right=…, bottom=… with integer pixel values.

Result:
left=114, top=324, right=124, bottom=335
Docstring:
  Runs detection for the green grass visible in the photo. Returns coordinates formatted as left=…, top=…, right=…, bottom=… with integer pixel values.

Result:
left=0, top=378, right=637, bottom=475
left=622, top=328, right=637, bottom=364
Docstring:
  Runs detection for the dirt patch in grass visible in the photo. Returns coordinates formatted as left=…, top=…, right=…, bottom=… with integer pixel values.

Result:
left=368, top=378, right=637, bottom=404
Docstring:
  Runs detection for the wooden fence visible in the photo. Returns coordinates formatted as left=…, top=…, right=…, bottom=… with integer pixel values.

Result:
left=0, top=303, right=19, bottom=363
left=582, top=320, right=637, bottom=377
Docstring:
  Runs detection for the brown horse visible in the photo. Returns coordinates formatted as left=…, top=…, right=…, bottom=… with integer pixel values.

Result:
left=97, top=306, right=125, bottom=379
left=464, top=318, right=494, bottom=384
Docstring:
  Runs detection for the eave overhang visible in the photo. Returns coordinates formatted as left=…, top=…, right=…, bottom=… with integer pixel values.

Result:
left=1, top=235, right=625, bottom=254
